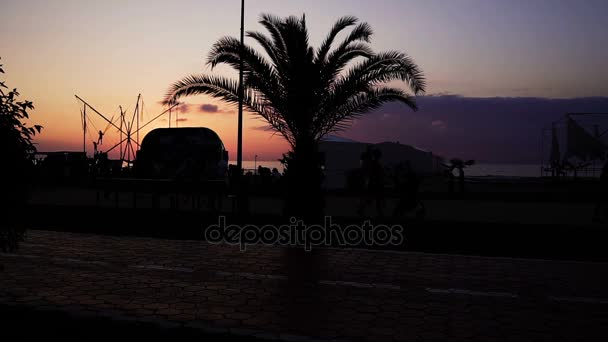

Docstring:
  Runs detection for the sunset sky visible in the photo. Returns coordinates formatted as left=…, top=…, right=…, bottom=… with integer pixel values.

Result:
left=2, top=0, right=607, bottom=162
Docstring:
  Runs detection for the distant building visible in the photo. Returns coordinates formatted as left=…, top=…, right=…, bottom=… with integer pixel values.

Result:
left=319, top=135, right=443, bottom=188
left=135, top=127, right=229, bottom=180
left=36, top=151, right=89, bottom=180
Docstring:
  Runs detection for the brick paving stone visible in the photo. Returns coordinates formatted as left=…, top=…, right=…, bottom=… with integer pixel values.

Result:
left=2, top=230, right=608, bottom=341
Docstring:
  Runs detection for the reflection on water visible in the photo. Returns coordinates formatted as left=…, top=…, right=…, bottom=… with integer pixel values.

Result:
left=465, top=164, right=542, bottom=178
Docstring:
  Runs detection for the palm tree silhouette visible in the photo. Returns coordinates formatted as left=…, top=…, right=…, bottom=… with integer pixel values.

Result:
left=164, top=14, right=425, bottom=219
left=444, top=158, right=475, bottom=193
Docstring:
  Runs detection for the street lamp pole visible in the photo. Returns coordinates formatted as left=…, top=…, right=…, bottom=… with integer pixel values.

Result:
left=237, top=0, right=244, bottom=173
left=236, top=0, right=247, bottom=215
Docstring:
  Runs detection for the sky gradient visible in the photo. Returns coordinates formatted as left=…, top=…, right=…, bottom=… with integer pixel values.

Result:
left=2, top=0, right=608, bottom=162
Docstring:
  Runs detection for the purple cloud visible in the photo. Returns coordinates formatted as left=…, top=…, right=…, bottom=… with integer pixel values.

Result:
left=176, top=103, right=190, bottom=113
left=199, top=104, right=219, bottom=113
left=431, top=120, right=447, bottom=128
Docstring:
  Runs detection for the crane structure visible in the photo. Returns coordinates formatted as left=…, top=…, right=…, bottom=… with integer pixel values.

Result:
left=76, top=94, right=179, bottom=167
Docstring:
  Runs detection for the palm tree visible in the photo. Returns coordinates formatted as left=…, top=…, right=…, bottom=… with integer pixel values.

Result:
left=443, top=158, right=475, bottom=193
left=164, top=14, right=425, bottom=219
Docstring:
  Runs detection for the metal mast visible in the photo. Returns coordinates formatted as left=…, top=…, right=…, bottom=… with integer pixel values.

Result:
left=83, top=106, right=87, bottom=155
left=75, top=94, right=178, bottom=166
left=237, top=0, right=245, bottom=172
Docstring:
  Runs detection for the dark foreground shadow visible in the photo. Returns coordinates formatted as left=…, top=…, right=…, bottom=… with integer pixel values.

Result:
left=1, top=304, right=265, bottom=341
left=279, top=248, right=329, bottom=334
left=20, top=203, right=608, bottom=262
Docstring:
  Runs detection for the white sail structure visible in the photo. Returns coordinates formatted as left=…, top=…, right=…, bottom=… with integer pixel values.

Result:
left=566, top=117, right=606, bottom=161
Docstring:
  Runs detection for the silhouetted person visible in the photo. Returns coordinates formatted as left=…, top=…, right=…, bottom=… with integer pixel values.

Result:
left=227, top=165, right=250, bottom=215
left=257, top=166, right=271, bottom=184
left=92, top=141, right=98, bottom=154
left=593, top=159, right=608, bottom=223
left=96, top=152, right=109, bottom=178
left=271, top=167, right=281, bottom=182
left=551, top=160, right=566, bottom=180
left=458, top=167, right=465, bottom=194
left=445, top=159, right=474, bottom=195
left=357, top=148, right=385, bottom=217
left=97, top=130, right=104, bottom=145
left=445, top=169, right=455, bottom=195
left=393, top=161, right=422, bottom=217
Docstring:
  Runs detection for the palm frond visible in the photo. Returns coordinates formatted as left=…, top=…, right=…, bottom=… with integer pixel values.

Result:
left=315, top=16, right=358, bottom=63
left=315, top=21, right=375, bottom=91
left=207, top=36, right=275, bottom=78
left=164, top=74, right=241, bottom=106
left=317, top=42, right=374, bottom=96
left=163, top=74, right=296, bottom=147
left=259, top=14, right=288, bottom=57
left=315, top=87, right=417, bottom=139
left=164, top=14, right=425, bottom=150
left=279, top=15, right=311, bottom=64
left=330, top=51, right=426, bottom=99
left=206, top=36, right=285, bottom=110
left=324, top=21, right=373, bottom=64
left=342, top=22, right=373, bottom=45
left=246, top=31, right=284, bottom=71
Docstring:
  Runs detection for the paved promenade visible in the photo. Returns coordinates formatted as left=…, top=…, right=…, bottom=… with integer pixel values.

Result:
left=2, top=230, right=608, bottom=341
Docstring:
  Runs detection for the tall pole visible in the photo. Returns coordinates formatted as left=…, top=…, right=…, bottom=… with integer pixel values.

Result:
left=75, top=95, right=123, bottom=133
left=237, top=0, right=244, bottom=172
left=137, top=98, right=140, bottom=150
left=119, top=106, right=123, bottom=162
left=83, top=106, right=87, bottom=156
left=235, top=0, right=246, bottom=214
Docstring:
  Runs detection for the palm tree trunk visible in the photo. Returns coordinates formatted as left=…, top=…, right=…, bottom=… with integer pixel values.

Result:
left=283, top=138, right=325, bottom=283
left=285, top=138, right=324, bottom=221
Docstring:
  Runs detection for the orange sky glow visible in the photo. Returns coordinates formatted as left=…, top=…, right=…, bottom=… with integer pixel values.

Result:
left=2, top=0, right=607, bottom=161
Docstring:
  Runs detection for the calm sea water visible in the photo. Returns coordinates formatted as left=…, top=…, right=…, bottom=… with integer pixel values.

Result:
left=465, top=164, right=543, bottom=178
left=237, top=160, right=284, bottom=173
left=237, top=161, right=545, bottom=178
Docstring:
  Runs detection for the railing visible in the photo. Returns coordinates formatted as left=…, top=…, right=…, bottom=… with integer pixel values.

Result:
left=92, top=177, right=233, bottom=211
left=540, top=165, right=602, bottom=178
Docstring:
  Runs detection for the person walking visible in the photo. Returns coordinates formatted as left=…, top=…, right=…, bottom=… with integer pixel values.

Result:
left=357, top=148, right=385, bottom=217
